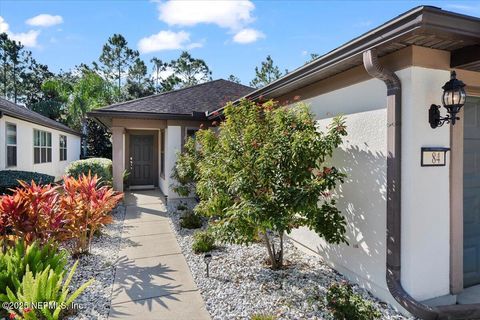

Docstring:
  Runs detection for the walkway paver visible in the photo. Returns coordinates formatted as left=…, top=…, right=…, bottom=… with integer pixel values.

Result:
left=109, top=190, right=211, bottom=320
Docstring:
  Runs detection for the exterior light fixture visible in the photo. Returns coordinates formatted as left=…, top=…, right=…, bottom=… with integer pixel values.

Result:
left=429, top=71, right=466, bottom=128
left=204, top=253, right=212, bottom=278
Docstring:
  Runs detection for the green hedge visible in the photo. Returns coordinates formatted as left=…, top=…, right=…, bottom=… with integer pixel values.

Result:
left=0, top=170, right=55, bottom=195
left=65, top=158, right=113, bottom=185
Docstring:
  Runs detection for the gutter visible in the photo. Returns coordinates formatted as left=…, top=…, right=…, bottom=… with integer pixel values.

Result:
left=363, top=49, right=480, bottom=320
left=88, top=110, right=208, bottom=121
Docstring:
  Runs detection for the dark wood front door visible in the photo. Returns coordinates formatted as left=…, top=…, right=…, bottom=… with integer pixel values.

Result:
left=130, top=135, right=154, bottom=186
left=464, top=96, right=480, bottom=287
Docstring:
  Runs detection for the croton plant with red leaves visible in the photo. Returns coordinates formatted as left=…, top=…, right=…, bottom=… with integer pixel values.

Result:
left=60, top=173, right=123, bottom=255
left=0, top=173, right=123, bottom=254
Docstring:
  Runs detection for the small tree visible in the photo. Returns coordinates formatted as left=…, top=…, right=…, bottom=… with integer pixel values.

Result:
left=174, top=99, right=348, bottom=269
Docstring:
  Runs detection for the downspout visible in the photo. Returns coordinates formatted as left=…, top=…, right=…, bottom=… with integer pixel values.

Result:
left=362, top=49, right=440, bottom=320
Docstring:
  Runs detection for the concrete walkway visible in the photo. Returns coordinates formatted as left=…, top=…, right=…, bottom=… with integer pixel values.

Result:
left=109, top=190, right=211, bottom=320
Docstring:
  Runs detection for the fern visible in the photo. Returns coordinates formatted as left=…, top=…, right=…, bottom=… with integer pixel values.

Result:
left=0, top=240, right=68, bottom=303
left=3, top=260, right=93, bottom=320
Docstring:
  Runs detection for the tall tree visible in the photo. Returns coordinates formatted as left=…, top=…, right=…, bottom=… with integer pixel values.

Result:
left=128, top=58, right=148, bottom=84
left=0, top=33, right=53, bottom=104
left=4, top=39, right=27, bottom=103
left=22, top=58, right=54, bottom=106
left=227, top=74, right=241, bottom=84
left=250, top=55, right=283, bottom=89
left=125, top=58, right=154, bottom=99
left=150, top=57, right=166, bottom=92
left=164, top=51, right=212, bottom=90
left=97, top=34, right=138, bottom=93
left=0, top=33, right=10, bottom=98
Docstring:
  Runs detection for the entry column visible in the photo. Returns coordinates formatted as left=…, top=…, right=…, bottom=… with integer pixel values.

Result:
left=111, top=126, right=125, bottom=191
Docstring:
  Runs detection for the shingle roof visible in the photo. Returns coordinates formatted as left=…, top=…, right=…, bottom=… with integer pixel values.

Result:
left=0, top=98, right=80, bottom=136
left=95, top=79, right=254, bottom=116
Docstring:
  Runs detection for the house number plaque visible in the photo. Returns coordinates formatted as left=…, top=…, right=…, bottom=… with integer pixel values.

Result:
left=421, top=147, right=450, bottom=167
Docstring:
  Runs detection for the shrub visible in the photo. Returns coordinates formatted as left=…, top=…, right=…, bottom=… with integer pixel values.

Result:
left=192, top=230, right=215, bottom=253
left=326, top=282, right=382, bottom=320
left=0, top=171, right=54, bottom=195
left=171, top=138, right=200, bottom=197
left=177, top=99, right=348, bottom=269
left=0, top=181, right=64, bottom=244
left=3, top=260, right=93, bottom=320
left=60, top=173, right=123, bottom=255
left=177, top=202, right=188, bottom=211
left=180, top=211, right=202, bottom=229
left=250, top=314, right=276, bottom=320
left=0, top=175, right=122, bottom=254
left=65, top=158, right=113, bottom=185
left=0, top=241, right=68, bottom=304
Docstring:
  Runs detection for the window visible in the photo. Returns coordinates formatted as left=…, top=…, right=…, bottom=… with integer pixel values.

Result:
left=160, top=129, right=165, bottom=176
left=186, top=128, right=198, bottom=140
left=59, top=135, right=67, bottom=161
left=33, top=129, right=52, bottom=164
left=6, top=123, right=17, bottom=167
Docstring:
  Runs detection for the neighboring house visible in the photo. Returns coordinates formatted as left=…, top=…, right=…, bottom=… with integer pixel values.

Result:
left=88, top=79, right=254, bottom=196
left=0, top=98, right=81, bottom=180
left=208, top=6, right=479, bottom=319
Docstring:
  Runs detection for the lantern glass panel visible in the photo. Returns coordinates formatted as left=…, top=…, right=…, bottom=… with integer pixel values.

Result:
left=442, top=88, right=466, bottom=107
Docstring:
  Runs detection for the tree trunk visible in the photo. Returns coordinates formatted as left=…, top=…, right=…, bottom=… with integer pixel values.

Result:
left=13, top=62, right=17, bottom=103
left=263, top=230, right=284, bottom=270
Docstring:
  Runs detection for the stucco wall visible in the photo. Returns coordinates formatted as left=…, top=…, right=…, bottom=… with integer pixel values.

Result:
left=289, top=75, right=391, bottom=301
left=401, top=67, right=451, bottom=301
left=288, top=66, right=452, bottom=308
left=0, top=115, right=81, bottom=180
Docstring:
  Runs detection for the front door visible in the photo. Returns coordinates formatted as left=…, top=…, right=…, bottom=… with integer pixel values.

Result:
left=129, top=135, right=154, bottom=186
left=464, top=96, right=480, bottom=287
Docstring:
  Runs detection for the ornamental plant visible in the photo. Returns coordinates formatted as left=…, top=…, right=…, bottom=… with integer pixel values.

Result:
left=0, top=181, right=65, bottom=245
left=3, top=260, right=93, bottom=320
left=174, top=99, right=348, bottom=269
left=326, top=282, right=382, bottom=320
left=60, top=173, right=123, bottom=255
left=0, top=240, right=68, bottom=307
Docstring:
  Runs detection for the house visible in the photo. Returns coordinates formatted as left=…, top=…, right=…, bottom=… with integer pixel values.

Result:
left=0, top=98, right=81, bottom=180
left=89, top=6, right=480, bottom=318
left=88, top=79, right=254, bottom=195
left=205, top=5, right=480, bottom=319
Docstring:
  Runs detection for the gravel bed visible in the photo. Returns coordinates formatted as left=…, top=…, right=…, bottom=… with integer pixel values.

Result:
left=64, top=204, right=126, bottom=320
left=168, top=203, right=411, bottom=320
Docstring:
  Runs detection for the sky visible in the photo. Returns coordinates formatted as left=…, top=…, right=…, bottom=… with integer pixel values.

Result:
left=1, top=0, right=479, bottom=85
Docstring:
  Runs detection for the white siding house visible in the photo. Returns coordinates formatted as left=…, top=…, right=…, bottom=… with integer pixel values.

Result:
left=0, top=98, right=81, bottom=180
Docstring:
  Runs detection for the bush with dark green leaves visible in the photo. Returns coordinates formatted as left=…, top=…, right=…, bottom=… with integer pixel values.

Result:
left=192, top=230, right=215, bottom=253
left=65, top=157, right=113, bottom=185
left=180, top=211, right=202, bottom=229
left=326, top=282, right=382, bottom=320
left=0, top=170, right=54, bottom=195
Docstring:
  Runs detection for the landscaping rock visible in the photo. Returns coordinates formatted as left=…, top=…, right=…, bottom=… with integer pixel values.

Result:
left=66, top=204, right=126, bottom=320
left=168, top=207, right=412, bottom=320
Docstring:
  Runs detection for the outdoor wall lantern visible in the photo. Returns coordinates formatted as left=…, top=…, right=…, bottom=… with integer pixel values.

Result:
left=429, top=71, right=466, bottom=128
left=204, top=253, right=212, bottom=278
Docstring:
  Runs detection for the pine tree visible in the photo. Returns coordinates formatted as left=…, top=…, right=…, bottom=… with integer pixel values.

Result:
left=250, top=55, right=283, bottom=89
